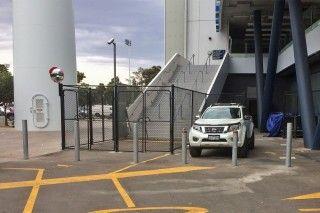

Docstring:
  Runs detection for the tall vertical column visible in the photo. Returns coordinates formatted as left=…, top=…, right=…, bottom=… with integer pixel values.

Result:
left=288, top=0, right=317, bottom=149
left=253, top=10, right=264, bottom=130
left=261, top=0, right=285, bottom=130
left=13, top=0, right=77, bottom=131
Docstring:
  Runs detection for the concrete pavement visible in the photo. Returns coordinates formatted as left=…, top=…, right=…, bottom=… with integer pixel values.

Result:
left=0, top=133, right=319, bottom=212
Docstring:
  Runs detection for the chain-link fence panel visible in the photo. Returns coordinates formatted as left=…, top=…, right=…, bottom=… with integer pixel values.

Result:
left=117, top=86, right=144, bottom=152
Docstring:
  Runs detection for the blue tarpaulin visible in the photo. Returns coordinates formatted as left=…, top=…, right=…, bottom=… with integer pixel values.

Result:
left=266, top=112, right=284, bottom=137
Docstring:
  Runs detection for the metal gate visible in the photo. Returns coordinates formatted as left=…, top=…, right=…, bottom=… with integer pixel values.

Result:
left=60, top=84, right=115, bottom=150
left=116, top=86, right=174, bottom=152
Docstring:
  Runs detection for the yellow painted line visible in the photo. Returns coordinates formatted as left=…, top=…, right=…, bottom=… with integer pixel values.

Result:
left=90, top=206, right=208, bottom=213
left=3, top=168, right=43, bottom=171
left=110, top=154, right=170, bottom=174
left=113, top=166, right=213, bottom=179
left=41, top=173, right=111, bottom=186
left=0, top=166, right=213, bottom=190
left=0, top=180, right=36, bottom=190
left=264, top=152, right=276, bottom=155
left=23, top=169, right=44, bottom=213
left=299, top=208, right=320, bottom=212
left=111, top=177, right=135, bottom=208
left=287, top=192, right=320, bottom=200
left=57, top=164, right=73, bottom=168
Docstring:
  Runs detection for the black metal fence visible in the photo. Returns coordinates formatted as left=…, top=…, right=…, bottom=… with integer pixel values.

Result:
left=60, top=84, right=247, bottom=153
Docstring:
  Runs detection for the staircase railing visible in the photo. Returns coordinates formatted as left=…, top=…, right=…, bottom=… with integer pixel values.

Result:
left=174, top=53, right=213, bottom=121
left=188, top=54, right=195, bottom=74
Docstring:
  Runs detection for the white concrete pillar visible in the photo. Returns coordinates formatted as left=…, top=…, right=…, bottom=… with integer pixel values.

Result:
left=13, top=0, right=77, bottom=131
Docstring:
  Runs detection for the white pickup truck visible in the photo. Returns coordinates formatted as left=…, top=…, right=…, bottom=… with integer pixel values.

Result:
left=189, top=104, right=255, bottom=158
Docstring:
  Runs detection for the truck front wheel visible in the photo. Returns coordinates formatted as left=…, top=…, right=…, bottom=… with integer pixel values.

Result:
left=238, top=137, right=249, bottom=158
left=189, top=147, right=202, bottom=157
left=249, top=131, right=255, bottom=150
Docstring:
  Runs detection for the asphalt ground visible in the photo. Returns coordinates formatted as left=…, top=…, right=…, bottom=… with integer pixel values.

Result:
left=0, top=133, right=319, bottom=213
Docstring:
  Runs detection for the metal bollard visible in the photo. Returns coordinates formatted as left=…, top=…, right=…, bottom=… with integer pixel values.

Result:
left=22, top=120, right=29, bottom=160
left=182, top=128, right=188, bottom=164
left=133, top=123, right=139, bottom=164
left=232, top=131, right=238, bottom=166
left=74, top=120, right=80, bottom=161
left=286, top=123, right=293, bottom=167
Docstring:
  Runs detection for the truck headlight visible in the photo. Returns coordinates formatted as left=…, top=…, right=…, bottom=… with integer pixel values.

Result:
left=192, top=125, right=202, bottom=133
left=228, top=123, right=240, bottom=132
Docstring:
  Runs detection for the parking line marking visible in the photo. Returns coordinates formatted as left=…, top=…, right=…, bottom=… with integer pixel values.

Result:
left=279, top=156, right=296, bottom=160
left=3, top=168, right=43, bottom=171
left=299, top=208, right=320, bottom=212
left=91, top=206, right=208, bottom=213
left=111, top=177, right=135, bottom=208
left=23, top=169, right=44, bottom=213
left=114, top=166, right=212, bottom=179
left=0, top=166, right=212, bottom=190
left=265, top=152, right=276, bottom=155
left=57, top=164, right=73, bottom=168
left=110, top=154, right=170, bottom=174
left=287, top=192, right=320, bottom=200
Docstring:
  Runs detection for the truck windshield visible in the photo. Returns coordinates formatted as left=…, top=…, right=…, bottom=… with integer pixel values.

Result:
left=202, top=107, right=241, bottom=119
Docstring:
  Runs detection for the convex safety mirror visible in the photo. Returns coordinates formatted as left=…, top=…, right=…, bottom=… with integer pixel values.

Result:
left=49, top=66, right=64, bottom=83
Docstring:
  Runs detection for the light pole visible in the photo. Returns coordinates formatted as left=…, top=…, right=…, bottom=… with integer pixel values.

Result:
left=125, top=39, right=132, bottom=85
left=107, top=38, right=119, bottom=152
left=107, top=38, right=117, bottom=85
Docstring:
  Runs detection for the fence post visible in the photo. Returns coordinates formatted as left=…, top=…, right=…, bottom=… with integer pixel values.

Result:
left=88, top=88, right=93, bottom=150
left=74, top=120, right=80, bottom=161
left=286, top=123, right=293, bottom=167
left=190, top=91, right=194, bottom=126
left=22, top=120, right=29, bottom=160
left=114, top=85, right=119, bottom=152
left=182, top=128, right=188, bottom=164
left=142, top=91, right=147, bottom=152
left=232, top=131, right=238, bottom=166
left=133, top=123, right=139, bottom=163
left=170, top=84, right=175, bottom=154
left=59, top=83, right=66, bottom=150
left=101, top=93, right=105, bottom=141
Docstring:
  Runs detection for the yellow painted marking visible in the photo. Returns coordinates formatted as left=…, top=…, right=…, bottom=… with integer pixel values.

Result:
left=287, top=192, right=320, bottom=200
left=3, top=168, right=42, bottom=171
left=299, top=209, right=320, bottom=212
left=265, top=152, right=276, bottom=155
left=57, top=164, right=73, bottom=168
left=0, top=156, right=212, bottom=213
left=23, top=169, right=44, bottom=213
left=0, top=166, right=212, bottom=190
left=114, top=166, right=212, bottom=179
left=0, top=180, right=36, bottom=190
left=90, top=206, right=208, bottom=213
left=111, top=154, right=170, bottom=174
left=111, top=177, right=135, bottom=208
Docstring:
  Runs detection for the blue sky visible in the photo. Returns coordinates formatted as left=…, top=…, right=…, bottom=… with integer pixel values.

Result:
left=0, top=0, right=164, bottom=84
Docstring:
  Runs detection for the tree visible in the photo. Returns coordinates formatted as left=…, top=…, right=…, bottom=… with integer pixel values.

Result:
left=0, top=64, right=14, bottom=126
left=0, top=64, right=13, bottom=104
left=105, top=77, right=121, bottom=105
left=77, top=71, right=86, bottom=84
left=131, top=66, right=161, bottom=86
left=107, top=77, right=120, bottom=86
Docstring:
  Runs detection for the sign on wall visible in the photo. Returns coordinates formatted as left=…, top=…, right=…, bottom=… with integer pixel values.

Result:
left=215, top=0, right=222, bottom=32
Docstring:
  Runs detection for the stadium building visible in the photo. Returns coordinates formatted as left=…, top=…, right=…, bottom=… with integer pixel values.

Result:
left=161, top=0, right=320, bottom=149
